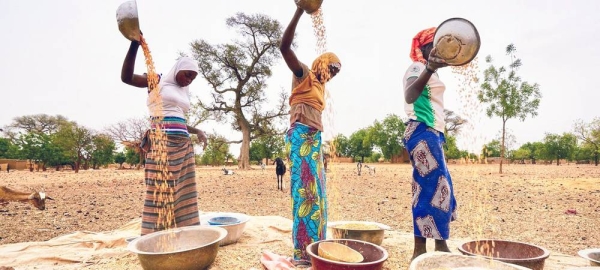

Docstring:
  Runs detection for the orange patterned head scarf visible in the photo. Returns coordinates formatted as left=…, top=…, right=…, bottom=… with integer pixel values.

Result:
left=311, top=52, right=341, bottom=84
left=410, top=27, right=436, bottom=64
left=289, top=52, right=341, bottom=112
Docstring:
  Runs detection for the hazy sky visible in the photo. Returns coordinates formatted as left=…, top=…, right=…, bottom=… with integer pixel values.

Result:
left=1, top=0, right=598, bottom=154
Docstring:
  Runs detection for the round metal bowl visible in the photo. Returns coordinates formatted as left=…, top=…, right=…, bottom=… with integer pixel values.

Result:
left=200, top=212, right=250, bottom=246
left=433, top=17, right=481, bottom=66
left=328, top=221, right=390, bottom=246
left=578, top=248, right=600, bottom=266
left=307, top=239, right=389, bottom=270
left=409, top=252, right=530, bottom=270
left=458, top=239, right=550, bottom=270
left=116, top=0, right=141, bottom=41
left=295, top=0, right=323, bottom=14
left=127, top=226, right=227, bottom=270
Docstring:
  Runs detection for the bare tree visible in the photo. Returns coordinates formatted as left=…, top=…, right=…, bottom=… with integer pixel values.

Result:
left=104, top=117, right=150, bottom=169
left=444, top=109, right=467, bottom=136
left=188, top=13, right=289, bottom=169
left=3, top=114, right=72, bottom=140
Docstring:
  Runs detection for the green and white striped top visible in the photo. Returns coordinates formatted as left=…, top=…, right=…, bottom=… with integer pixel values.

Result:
left=403, top=62, right=446, bottom=133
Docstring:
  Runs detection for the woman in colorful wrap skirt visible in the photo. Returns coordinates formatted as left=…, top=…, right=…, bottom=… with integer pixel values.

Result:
left=403, top=27, right=458, bottom=260
left=121, top=36, right=208, bottom=236
left=280, top=7, right=342, bottom=266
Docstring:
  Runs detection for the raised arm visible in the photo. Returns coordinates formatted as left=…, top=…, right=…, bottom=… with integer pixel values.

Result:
left=121, top=40, right=149, bottom=88
left=280, top=7, right=304, bottom=77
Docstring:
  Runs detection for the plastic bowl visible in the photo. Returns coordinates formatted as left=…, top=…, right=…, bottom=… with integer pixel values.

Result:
left=208, top=216, right=240, bottom=226
left=200, top=212, right=250, bottom=246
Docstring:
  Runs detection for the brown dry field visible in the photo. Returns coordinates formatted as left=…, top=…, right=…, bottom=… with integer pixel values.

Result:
left=0, top=162, right=599, bottom=269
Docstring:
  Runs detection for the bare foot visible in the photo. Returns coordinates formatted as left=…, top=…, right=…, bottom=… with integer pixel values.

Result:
left=434, top=239, right=451, bottom=252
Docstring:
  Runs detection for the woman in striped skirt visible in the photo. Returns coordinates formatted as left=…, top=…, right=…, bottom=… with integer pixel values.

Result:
left=121, top=36, right=208, bottom=235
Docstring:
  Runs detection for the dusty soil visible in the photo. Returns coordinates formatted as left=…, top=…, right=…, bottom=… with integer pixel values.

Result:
left=0, top=163, right=598, bottom=269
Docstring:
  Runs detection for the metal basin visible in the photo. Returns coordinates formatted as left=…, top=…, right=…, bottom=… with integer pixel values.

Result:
left=127, top=226, right=227, bottom=270
left=200, top=212, right=250, bottom=246
left=307, top=239, right=389, bottom=270
left=328, top=221, right=390, bottom=246
left=295, top=0, right=323, bottom=14
left=116, top=0, right=141, bottom=41
left=578, top=248, right=600, bottom=266
left=409, top=252, right=530, bottom=270
left=433, top=17, right=480, bottom=66
left=458, top=239, right=550, bottom=270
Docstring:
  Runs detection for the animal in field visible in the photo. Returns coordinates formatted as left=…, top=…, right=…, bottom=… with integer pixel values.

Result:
left=364, top=164, right=376, bottom=175
left=0, top=186, right=54, bottom=210
left=222, top=168, right=235, bottom=175
left=273, top=157, right=286, bottom=191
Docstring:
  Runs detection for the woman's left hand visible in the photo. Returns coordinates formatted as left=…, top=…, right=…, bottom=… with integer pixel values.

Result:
left=196, top=130, right=208, bottom=150
left=426, top=48, right=448, bottom=71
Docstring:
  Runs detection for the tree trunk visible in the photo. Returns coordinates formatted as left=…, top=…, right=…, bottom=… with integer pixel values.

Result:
left=500, top=120, right=506, bottom=174
left=238, top=127, right=251, bottom=170
left=74, top=155, right=81, bottom=173
left=595, top=152, right=599, bottom=166
left=138, top=148, right=144, bottom=169
left=556, top=157, right=560, bottom=166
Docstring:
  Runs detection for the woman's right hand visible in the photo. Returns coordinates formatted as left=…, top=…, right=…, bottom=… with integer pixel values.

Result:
left=426, top=48, right=448, bottom=72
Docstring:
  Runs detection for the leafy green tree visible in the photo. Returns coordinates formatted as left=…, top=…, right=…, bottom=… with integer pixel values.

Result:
left=482, top=140, right=501, bottom=158
left=573, top=118, right=600, bottom=166
left=188, top=13, right=288, bottom=170
left=368, top=114, right=406, bottom=161
left=332, top=134, right=350, bottom=157
left=572, top=145, right=593, bottom=163
left=478, top=44, right=542, bottom=173
left=53, top=122, right=93, bottom=173
left=511, top=148, right=530, bottom=163
left=444, top=135, right=462, bottom=160
left=114, top=152, right=126, bottom=169
left=249, top=135, right=285, bottom=164
left=88, top=134, right=116, bottom=169
left=369, top=152, right=382, bottom=163
left=348, top=129, right=373, bottom=162
left=17, top=132, right=49, bottom=171
left=15, top=131, right=67, bottom=171
left=0, top=138, right=19, bottom=159
left=518, top=142, right=544, bottom=164
left=200, top=134, right=231, bottom=166
left=542, top=133, right=578, bottom=165
left=124, top=147, right=140, bottom=168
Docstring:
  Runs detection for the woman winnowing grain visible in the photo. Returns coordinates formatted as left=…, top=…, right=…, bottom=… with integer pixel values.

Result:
left=121, top=36, right=208, bottom=236
left=402, top=27, right=458, bottom=260
left=280, top=6, right=341, bottom=266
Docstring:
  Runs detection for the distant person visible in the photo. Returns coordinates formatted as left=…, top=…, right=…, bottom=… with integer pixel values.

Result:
left=121, top=34, right=208, bottom=236
left=402, top=27, right=458, bottom=260
left=357, top=161, right=363, bottom=176
left=280, top=6, right=342, bottom=266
